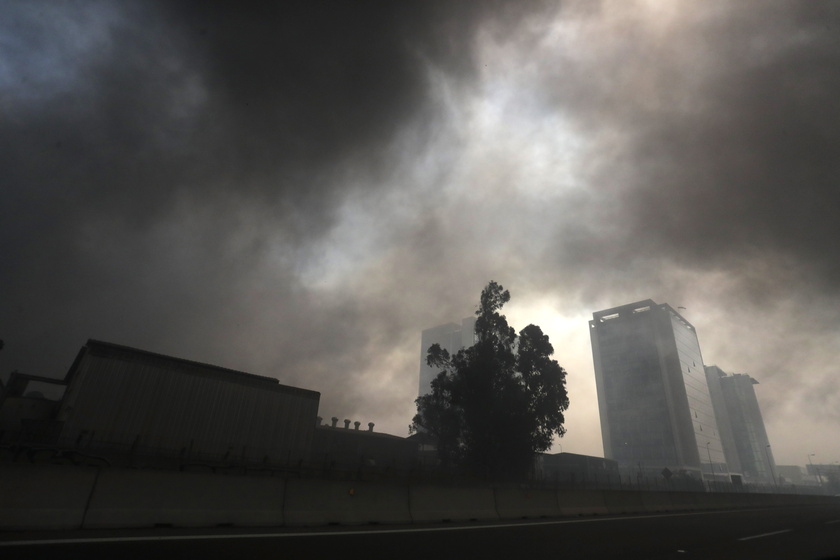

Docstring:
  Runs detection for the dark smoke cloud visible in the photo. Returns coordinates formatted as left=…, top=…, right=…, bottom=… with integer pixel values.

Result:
left=514, top=1, right=840, bottom=459
left=0, top=0, right=540, bottom=419
left=1, top=1, right=838, bottom=462
left=535, top=1, right=840, bottom=299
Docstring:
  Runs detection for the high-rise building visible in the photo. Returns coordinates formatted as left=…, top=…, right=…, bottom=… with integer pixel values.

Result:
left=418, top=317, right=476, bottom=397
left=703, top=365, right=743, bottom=477
left=706, top=366, right=776, bottom=484
left=590, top=300, right=728, bottom=482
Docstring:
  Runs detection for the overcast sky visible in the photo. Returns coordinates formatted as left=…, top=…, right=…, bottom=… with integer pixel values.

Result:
left=2, top=0, right=839, bottom=467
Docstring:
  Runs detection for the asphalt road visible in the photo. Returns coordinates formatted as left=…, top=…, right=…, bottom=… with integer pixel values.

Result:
left=3, top=504, right=840, bottom=560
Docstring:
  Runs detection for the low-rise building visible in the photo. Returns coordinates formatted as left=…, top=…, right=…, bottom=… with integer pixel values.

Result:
left=310, top=417, right=417, bottom=471
left=537, top=452, right=620, bottom=486
left=2, top=340, right=321, bottom=468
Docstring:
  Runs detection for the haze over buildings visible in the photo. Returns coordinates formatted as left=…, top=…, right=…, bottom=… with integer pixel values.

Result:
left=590, top=299, right=782, bottom=486
left=418, top=317, right=476, bottom=397
left=706, top=367, right=777, bottom=484
left=2, top=1, right=839, bottom=467
left=590, top=300, right=727, bottom=481
left=0, top=340, right=415, bottom=472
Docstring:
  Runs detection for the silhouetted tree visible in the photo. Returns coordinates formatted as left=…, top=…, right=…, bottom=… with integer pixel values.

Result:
left=411, top=281, right=569, bottom=480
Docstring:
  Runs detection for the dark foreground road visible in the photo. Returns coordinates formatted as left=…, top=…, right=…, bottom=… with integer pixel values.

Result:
left=3, top=504, right=840, bottom=560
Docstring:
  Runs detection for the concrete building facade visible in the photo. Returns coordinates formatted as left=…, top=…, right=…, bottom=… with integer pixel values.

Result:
left=418, top=317, right=476, bottom=397
left=590, top=300, right=728, bottom=482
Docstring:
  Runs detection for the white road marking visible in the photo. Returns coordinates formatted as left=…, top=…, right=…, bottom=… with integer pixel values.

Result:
left=825, top=519, right=840, bottom=525
left=0, top=509, right=768, bottom=547
left=738, top=529, right=792, bottom=541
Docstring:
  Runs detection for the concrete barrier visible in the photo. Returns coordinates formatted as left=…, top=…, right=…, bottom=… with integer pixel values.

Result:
left=493, top=487, right=560, bottom=519
left=409, top=483, right=498, bottom=523
left=283, top=478, right=411, bottom=526
left=0, top=464, right=99, bottom=530
left=83, top=469, right=285, bottom=528
left=746, top=492, right=778, bottom=508
left=766, top=493, right=793, bottom=507
left=666, top=491, right=700, bottom=511
left=705, top=491, right=741, bottom=509
left=3, top=462, right=836, bottom=531
left=603, top=490, right=645, bottom=515
left=691, top=491, right=715, bottom=510
left=555, top=489, right=608, bottom=516
left=639, top=491, right=675, bottom=513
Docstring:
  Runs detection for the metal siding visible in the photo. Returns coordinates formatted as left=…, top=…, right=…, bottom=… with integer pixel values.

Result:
left=57, top=350, right=318, bottom=464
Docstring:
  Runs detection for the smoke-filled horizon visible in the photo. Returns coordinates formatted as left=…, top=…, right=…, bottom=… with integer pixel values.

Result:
left=2, top=0, right=839, bottom=467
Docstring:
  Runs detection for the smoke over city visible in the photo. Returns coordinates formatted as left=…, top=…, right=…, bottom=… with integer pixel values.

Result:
left=2, top=1, right=839, bottom=465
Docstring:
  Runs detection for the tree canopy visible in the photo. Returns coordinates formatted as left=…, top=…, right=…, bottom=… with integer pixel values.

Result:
left=411, top=281, right=569, bottom=480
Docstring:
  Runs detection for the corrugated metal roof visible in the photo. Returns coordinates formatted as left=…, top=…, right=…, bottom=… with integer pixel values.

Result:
left=64, top=340, right=319, bottom=399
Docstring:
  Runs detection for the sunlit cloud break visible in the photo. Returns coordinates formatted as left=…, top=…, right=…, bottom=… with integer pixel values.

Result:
left=1, top=0, right=839, bottom=466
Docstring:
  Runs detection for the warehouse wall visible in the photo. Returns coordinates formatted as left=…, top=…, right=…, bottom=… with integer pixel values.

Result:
left=56, top=341, right=320, bottom=465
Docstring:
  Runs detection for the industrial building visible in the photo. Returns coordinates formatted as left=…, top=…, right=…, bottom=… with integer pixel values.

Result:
left=776, top=465, right=809, bottom=486
left=311, top=416, right=418, bottom=472
left=0, top=340, right=428, bottom=476
left=0, top=372, right=67, bottom=445
left=538, top=452, right=620, bottom=487
left=590, top=300, right=728, bottom=483
left=1, top=340, right=321, bottom=467
left=418, top=317, right=476, bottom=397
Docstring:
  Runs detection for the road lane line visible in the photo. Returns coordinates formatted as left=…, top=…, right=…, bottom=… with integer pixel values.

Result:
left=825, top=519, right=840, bottom=525
left=0, top=508, right=799, bottom=548
left=738, top=529, right=792, bottom=541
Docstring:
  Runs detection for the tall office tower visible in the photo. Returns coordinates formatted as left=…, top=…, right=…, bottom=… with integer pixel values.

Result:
left=704, top=365, right=743, bottom=477
left=418, top=317, right=476, bottom=397
left=590, top=300, right=728, bottom=481
left=705, top=366, right=776, bottom=483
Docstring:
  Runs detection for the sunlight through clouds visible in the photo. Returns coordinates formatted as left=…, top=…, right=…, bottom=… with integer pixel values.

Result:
left=2, top=1, right=840, bottom=468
